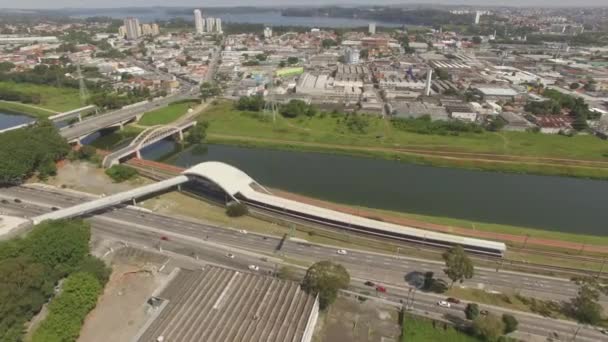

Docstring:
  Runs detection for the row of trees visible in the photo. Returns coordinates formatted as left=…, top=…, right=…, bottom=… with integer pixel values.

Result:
left=0, top=219, right=109, bottom=341
left=0, top=120, right=70, bottom=185
left=391, top=115, right=484, bottom=136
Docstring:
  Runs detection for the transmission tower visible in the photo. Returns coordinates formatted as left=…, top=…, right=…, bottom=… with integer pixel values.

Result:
left=76, top=62, right=89, bottom=106
left=263, top=75, right=278, bottom=124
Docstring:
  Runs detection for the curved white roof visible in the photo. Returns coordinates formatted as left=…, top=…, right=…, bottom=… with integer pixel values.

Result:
left=182, top=161, right=505, bottom=253
left=182, top=161, right=256, bottom=196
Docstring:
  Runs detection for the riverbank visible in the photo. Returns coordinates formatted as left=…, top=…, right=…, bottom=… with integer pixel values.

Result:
left=0, top=100, right=58, bottom=119
left=200, top=101, right=608, bottom=180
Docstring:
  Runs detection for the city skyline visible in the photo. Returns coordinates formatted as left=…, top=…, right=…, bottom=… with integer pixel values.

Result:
left=3, top=0, right=608, bottom=9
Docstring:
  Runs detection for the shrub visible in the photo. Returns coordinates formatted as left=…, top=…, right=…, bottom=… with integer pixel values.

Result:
left=105, top=165, right=137, bottom=183
left=465, top=303, right=480, bottom=320
left=502, top=314, right=518, bottom=333
left=226, top=202, right=249, bottom=217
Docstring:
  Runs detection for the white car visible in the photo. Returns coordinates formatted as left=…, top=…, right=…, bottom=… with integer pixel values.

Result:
left=437, top=300, right=451, bottom=308
left=336, top=249, right=348, bottom=255
left=248, top=265, right=259, bottom=271
left=238, top=229, right=248, bottom=234
left=226, top=253, right=235, bottom=259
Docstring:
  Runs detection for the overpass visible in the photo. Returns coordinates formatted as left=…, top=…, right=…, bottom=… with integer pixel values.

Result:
left=48, top=105, right=97, bottom=123
left=32, top=175, right=189, bottom=224
left=59, top=90, right=200, bottom=144
left=101, top=121, right=197, bottom=168
left=0, top=105, right=98, bottom=134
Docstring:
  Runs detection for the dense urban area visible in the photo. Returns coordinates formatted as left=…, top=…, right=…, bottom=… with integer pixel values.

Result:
left=1, top=4, right=608, bottom=342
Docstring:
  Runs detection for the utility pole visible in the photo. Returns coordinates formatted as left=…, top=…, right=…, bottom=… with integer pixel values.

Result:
left=76, top=62, right=89, bottom=106
left=522, top=234, right=530, bottom=250
left=597, top=257, right=607, bottom=279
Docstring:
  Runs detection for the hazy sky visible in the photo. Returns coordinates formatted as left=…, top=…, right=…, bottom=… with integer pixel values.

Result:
left=1, top=0, right=607, bottom=8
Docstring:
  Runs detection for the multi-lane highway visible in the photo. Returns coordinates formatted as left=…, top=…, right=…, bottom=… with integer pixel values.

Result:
left=1, top=185, right=607, bottom=341
left=59, top=88, right=199, bottom=142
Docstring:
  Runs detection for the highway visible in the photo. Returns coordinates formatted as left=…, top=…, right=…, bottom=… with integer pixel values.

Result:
left=1, top=185, right=607, bottom=341
left=0, top=185, right=584, bottom=301
left=59, top=88, right=199, bottom=142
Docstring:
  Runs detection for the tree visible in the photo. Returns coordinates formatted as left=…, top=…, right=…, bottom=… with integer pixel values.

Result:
left=321, top=39, right=337, bottom=49
left=74, top=145, right=97, bottom=160
left=501, top=314, right=518, bottom=333
left=442, top=245, right=474, bottom=287
left=301, top=261, right=350, bottom=310
left=277, top=266, right=300, bottom=281
left=570, top=283, right=603, bottom=325
left=465, top=303, right=480, bottom=320
left=422, top=271, right=434, bottom=290
left=473, top=314, right=505, bottom=342
left=0, top=61, right=15, bottom=72
left=225, top=202, right=248, bottom=217
left=279, top=60, right=286, bottom=68
left=583, top=79, right=596, bottom=91
left=472, top=36, right=483, bottom=44
left=235, top=95, right=265, bottom=111
left=572, top=113, right=588, bottom=131
left=187, top=120, right=209, bottom=145
left=360, top=49, right=369, bottom=60
left=569, top=82, right=580, bottom=90
left=200, top=82, right=221, bottom=102
left=280, top=99, right=315, bottom=118
left=434, top=68, right=450, bottom=81
left=105, top=165, right=137, bottom=183
left=287, top=56, right=299, bottom=65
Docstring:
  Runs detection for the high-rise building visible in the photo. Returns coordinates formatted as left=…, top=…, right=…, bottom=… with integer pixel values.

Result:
left=344, top=47, right=360, bottom=64
left=263, top=27, right=273, bottom=39
left=118, top=25, right=127, bottom=39
left=194, top=9, right=204, bottom=34
left=474, top=11, right=481, bottom=25
left=151, top=23, right=160, bottom=36
left=368, top=22, right=376, bottom=35
left=215, top=18, right=222, bottom=33
left=206, top=18, right=214, bottom=33
left=124, top=17, right=140, bottom=40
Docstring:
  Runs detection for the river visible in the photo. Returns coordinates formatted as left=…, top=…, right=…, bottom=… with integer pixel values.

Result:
left=137, top=142, right=608, bottom=236
left=69, top=9, right=401, bottom=28
left=0, top=111, right=35, bottom=130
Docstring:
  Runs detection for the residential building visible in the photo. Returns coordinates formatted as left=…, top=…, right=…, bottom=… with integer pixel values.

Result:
left=215, top=18, right=222, bottom=33
left=206, top=18, right=215, bottom=33
left=368, top=22, right=376, bottom=35
left=263, top=27, right=273, bottom=39
left=344, top=47, right=360, bottom=65
left=124, top=17, right=140, bottom=40
left=194, top=9, right=204, bottom=34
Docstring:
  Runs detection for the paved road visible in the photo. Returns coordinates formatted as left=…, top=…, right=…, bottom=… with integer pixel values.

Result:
left=0, top=186, right=583, bottom=301
left=1, top=192, right=607, bottom=341
left=59, top=89, right=199, bottom=141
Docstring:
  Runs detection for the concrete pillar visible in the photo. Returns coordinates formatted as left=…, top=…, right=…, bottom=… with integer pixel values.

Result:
left=132, top=198, right=136, bottom=205
left=136, top=150, right=142, bottom=159
left=119, top=122, right=124, bottom=130
left=177, top=184, right=182, bottom=192
left=178, top=129, right=184, bottom=141
left=77, top=113, right=82, bottom=122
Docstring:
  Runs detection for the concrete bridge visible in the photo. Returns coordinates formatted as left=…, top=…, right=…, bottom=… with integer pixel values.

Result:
left=0, top=105, right=98, bottom=134
left=101, top=121, right=197, bottom=168
left=48, top=105, right=97, bottom=123
left=59, top=90, right=200, bottom=144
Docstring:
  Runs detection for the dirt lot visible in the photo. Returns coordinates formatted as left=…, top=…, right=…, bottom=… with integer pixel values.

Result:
left=44, top=161, right=151, bottom=195
left=77, top=248, right=171, bottom=342
left=314, top=296, right=401, bottom=342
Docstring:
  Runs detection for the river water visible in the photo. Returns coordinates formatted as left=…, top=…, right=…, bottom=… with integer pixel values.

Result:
left=138, top=142, right=608, bottom=236
left=0, top=111, right=35, bottom=130
left=69, top=9, right=401, bottom=27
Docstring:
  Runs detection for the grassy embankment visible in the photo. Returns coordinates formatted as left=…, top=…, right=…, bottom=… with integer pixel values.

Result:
left=0, top=81, right=81, bottom=117
left=401, top=313, right=480, bottom=342
left=137, top=100, right=199, bottom=126
left=200, top=101, right=608, bottom=179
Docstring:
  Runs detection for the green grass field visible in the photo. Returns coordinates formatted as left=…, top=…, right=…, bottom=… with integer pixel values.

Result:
left=0, top=81, right=81, bottom=115
left=401, top=314, right=480, bottom=342
left=202, top=101, right=608, bottom=161
left=138, top=100, right=198, bottom=126
left=0, top=100, right=57, bottom=118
